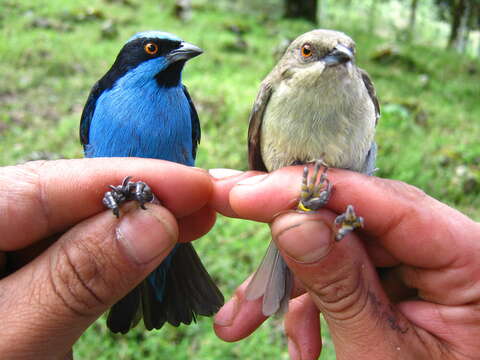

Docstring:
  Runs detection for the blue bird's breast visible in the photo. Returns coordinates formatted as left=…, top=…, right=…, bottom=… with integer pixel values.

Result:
left=86, top=77, right=194, bottom=166
left=85, top=65, right=195, bottom=302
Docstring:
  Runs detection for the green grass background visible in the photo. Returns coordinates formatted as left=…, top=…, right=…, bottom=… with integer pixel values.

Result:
left=1, top=0, right=479, bottom=358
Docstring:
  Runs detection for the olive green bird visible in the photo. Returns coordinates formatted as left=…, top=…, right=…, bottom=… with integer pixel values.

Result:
left=246, top=29, right=380, bottom=316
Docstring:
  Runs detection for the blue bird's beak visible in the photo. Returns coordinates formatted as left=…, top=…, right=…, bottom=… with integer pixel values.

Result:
left=167, top=41, right=203, bottom=63
left=323, top=44, right=354, bottom=67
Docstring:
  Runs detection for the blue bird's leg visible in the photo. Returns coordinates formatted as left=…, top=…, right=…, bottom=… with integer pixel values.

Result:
left=297, top=159, right=333, bottom=212
left=102, top=176, right=155, bottom=218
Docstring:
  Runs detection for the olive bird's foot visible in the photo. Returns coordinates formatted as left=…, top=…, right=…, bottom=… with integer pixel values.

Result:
left=297, top=159, right=333, bottom=212
left=102, top=176, right=154, bottom=218
left=334, top=205, right=364, bottom=241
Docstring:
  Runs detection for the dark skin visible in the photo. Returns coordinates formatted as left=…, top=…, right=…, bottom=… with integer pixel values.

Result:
left=0, top=158, right=215, bottom=359
left=209, top=166, right=480, bottom=360
left=1, top=160, right=480, bottom=359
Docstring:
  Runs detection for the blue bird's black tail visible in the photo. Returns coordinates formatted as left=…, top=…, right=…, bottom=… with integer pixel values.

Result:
left=106, top=243, right=224, bottom=333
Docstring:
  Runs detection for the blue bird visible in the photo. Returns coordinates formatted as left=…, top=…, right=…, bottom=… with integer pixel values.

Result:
left=79, top=31, right=224, bottom=333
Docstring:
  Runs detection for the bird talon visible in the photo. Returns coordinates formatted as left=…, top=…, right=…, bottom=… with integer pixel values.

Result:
left=102, top=176, right=156, bottom=217
left=334, top=205, right=364, bottom=241
left=298, top=159, right=332, bottom=211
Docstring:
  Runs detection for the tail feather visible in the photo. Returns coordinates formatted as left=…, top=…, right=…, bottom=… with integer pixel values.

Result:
left=141, top=280, right=166, bottom=330
left=159, top=242, right=224, bottom=326
left=245, top=241, right=292, bottom=316
left=106, top=286, right=142, bottom=334
left=106, top=242, right=223, bottom=333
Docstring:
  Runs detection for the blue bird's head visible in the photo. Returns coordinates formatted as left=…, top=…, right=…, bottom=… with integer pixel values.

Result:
left=102, top=30, right=203, bottom=88
left=79, top=31, right=203, bottom=149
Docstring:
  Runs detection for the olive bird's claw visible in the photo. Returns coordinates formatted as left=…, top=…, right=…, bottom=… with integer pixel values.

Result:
left=298, top=159, right=332, bottom=212
left=102, top=176, right=154, bottom=218
left=334, top=205, right=364, bottom=241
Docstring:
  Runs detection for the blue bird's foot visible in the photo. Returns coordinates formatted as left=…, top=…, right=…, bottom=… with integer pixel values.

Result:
left=297, top=159, right=333, bottom=212
left=103, top=176, right=154, bottom=217
left=334, top=205, right=364, bottom=241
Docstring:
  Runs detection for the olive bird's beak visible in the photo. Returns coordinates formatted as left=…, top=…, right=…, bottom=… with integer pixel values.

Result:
left=167, top=41, right=203, bottom=63
left=323, top=44, right=354, bottom=67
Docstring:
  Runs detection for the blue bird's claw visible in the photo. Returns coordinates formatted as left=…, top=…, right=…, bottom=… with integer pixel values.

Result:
left=103, top=176, right=155, bottom=217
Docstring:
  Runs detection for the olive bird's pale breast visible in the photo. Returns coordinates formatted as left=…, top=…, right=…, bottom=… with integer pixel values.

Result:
left=260, top=68, right=376, bottom=172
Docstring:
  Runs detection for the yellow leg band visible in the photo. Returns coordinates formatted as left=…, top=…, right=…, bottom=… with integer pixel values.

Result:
left=297, top=202, right=313, bottom=212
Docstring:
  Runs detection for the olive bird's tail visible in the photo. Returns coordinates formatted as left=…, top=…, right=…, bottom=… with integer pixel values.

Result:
left=245, top=241, right=293, bottom=316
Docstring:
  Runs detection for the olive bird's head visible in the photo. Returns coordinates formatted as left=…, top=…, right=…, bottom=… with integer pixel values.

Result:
left=278, top=29, right=356, bottom=87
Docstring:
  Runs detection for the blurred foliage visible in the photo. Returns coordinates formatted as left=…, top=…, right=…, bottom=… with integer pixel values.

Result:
left=1, top=0, right=480, bottom=359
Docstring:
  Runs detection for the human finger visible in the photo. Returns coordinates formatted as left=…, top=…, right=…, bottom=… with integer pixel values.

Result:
left=226, top=166, right=478, bottom=269
left=0, top=158, right=212, bottom=250
left=284, top=293, right=321, bottom=360
left=271, top=210, right=435, bottom=359
left=213, top=277, right=268, bottom=342
left=0, top=203, right=177, bottom=358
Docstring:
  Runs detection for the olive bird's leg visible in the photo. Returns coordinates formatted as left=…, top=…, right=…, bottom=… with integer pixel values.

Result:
left=102, top=176, right=156, bottom=218
left=296, top=161, right=364, bottom=240
left=334, top=205, right=364, bottom=241
left=298, top=160, right=333, bottom=212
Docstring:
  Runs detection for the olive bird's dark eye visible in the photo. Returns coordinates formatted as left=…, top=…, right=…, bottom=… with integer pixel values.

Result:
left=301, top=44, right=312, bottom=58
left=144, top=43, right=158, bottom=55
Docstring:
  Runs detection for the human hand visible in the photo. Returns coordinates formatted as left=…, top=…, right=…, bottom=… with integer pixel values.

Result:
left=0, top=158, right=215, bottom=360
left=209, top=166, right=480, bottom=360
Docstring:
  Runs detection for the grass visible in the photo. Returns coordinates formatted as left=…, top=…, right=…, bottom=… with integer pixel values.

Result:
left=1, top=0, right=479, bottom=359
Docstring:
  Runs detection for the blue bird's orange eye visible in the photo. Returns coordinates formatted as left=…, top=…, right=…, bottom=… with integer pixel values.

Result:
left=301, top=44, right=312, bottom=58
left=144, top=43, right=158, bottom=55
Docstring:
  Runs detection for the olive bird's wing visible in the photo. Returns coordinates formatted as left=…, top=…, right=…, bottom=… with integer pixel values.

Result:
left=247, top=81, right=273, bottom=172
left=358, top=68, right=380, bottom=175
left=359, top=68, right=380, bottom=125
left=246, top=78, right=294, bottom=316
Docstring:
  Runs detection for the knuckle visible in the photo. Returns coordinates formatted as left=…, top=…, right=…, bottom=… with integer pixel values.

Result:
left=309, top=263, right=367, bottom=320
left=48, top=239, right=112, bottom=317
left=376, top=178, right=435, bottom=237
left=399, top=266, right=421, bottom=289
left=0, top=162, right=50, bottom=244
left=377, top=178, right=427, bottom=203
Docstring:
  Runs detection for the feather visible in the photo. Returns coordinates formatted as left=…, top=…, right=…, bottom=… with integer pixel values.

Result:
left=183, top=85, right=201, bottom=158
left=247, top=81, right=272, bottom=172
left=245, top=241, right=279, bottom=301
left=82, top=32, right=223, bottom=333
left=359, top=68, right=381, bottom=124
left=245, top=242, right=293, bottom=317
left=106, top=286, right=142, bottom=334
left=245, top=29, right=380, bottom=317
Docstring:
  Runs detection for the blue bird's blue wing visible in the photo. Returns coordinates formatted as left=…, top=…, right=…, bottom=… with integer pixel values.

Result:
left=79, top=82, right=102, bottom=150
left=183, top=85, right=201, bottom=159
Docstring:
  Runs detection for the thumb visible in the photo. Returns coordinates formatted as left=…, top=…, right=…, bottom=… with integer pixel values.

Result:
left=0, top=203, right=177, bottom=359
left=271, top=210, right=415, bottom=360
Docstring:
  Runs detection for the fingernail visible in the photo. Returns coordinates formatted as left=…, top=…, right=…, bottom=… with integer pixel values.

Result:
left=288, top=338, right=301, bottom=360
left=208, top=168, right=244, bottom=179
left=236, top=174, right=268, bottom=185
left=214, top=296, right=239, bottom=327
left=275, top=220, right=333, bottom=263
left=116, top=206, right=177, bottom=265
